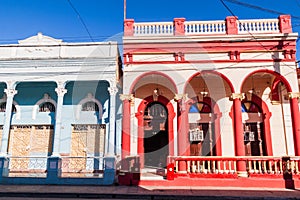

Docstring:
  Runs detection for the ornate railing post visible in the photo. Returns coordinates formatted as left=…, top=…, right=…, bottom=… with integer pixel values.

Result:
left=279, top=15, right=292, bottom=33
left=226, top=16, right=238, bottom=34
left=173, top=18, right=185, bottom=36
left=46, top=156, right=62, bottom=184
left=0, top=157, right=9, bottom=183
left=124, top=19, right=135, bottom=36
left=282, top=156, right=294, bottom=189
left=103, top=157, right=116, bottom=185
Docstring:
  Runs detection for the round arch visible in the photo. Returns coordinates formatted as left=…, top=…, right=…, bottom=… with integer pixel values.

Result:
left=136, top=95, right=176, bottom=168
left=129, top=71, right=178, bottom=94
left=184, top=70, right=235, bottom=94
left=242, top=94, right=273, bottom=156
left=185, top=96, right=223, bottom=156
left=240, top=69, right=292, bottom=93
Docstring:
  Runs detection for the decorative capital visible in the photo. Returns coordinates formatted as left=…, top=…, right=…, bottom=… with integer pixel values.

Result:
left=4, top=89, right=17, bottom=97
left=55, top=88, right=67, bottom=97
left=231, top=93, right=245, bottom=100
left=287, top=92, right=300, bottom=99
left=119, top=94, right=134, bottom=101
left=174, top=93, right=188, bottom=101
left=108, top=87, right=118, bottom=95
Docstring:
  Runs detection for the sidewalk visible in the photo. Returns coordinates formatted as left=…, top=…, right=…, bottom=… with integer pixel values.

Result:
left=0, top=184, right=299, bottom=199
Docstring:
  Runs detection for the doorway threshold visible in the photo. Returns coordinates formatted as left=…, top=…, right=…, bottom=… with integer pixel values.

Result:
left=141, top=166, right=166, bottom=180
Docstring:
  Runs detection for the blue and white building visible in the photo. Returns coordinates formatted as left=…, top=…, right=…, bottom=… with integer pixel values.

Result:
left=0, top=33, right=122, bottom=179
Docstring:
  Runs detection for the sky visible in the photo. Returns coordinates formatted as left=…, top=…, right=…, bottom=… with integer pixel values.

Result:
left=0, top=0, right=300, bottom=60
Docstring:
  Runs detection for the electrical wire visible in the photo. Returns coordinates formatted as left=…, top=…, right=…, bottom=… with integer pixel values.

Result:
left=223, top=0, right=300, bottom=21
left=66, top=0, right=94, bottom=42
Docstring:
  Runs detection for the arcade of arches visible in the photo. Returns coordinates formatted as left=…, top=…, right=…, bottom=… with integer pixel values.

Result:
left=121, top=71, right=300, bottom=171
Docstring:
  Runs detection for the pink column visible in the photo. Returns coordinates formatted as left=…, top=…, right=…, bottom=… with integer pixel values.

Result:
left=176, top=95, right=190, bottom=172
left=231, top=93, right=247, bottom=177
left=288, top=93, right=300, bottom=156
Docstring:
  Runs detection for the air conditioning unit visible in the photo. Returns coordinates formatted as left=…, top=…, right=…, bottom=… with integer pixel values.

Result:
left=244, top=131, right=255, bottom=142
left=189, top=128, right=204, bottom=142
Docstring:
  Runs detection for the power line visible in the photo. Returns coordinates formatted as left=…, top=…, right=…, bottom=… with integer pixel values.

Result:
left=66, top=0, right=94, bottom=42
left=220, top=0, right=300, bottom=71
left=223, top=0, right=300, bottom=21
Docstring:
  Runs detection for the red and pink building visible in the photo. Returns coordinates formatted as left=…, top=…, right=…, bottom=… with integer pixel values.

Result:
left=120, top=15, right=300, bottom=187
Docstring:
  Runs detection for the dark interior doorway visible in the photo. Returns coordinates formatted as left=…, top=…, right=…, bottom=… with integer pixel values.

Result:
left=143, top=102, right=169, bottom=168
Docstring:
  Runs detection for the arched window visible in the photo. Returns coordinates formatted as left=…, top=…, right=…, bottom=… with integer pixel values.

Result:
left=39, top=102, right=55, bottom=112
left=242, top=101, right=261, bottom=113
left=82, top=101, right=99, bottom=111
left=189, top=102, right=211, bottom=113
left=0, top=102, right=17, bottom=113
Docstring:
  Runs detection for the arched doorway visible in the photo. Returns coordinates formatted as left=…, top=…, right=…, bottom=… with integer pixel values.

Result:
left=242, top=100, right=266, bottom=156
left=143, top=102, right=169, bottom=168
left=188, top=99, right=215, bottom=156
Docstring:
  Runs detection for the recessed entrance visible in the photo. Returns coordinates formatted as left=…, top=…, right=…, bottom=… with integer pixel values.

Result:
left=143, top=102, right=169, bottom=168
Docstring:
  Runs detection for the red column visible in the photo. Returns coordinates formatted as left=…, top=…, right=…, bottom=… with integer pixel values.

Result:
left=136, top=113, right=144, bottom=168
left=289, top=93, right=300, bottom=156
left=177, top=97, right=190, bottom=172
left=231, top=93, right=247, bottom=177
left=121, top=97, right=131, bottom=159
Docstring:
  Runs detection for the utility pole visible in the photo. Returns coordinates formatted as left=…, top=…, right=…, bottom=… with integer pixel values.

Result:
left=124, top=0, right=126, bottom=20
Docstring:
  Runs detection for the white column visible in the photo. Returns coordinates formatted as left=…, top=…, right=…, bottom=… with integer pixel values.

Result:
left=107, top=86, right=118, bottom=155
left=0, top=89, right=17, bottom=155
left=52, top=87, right=67, bottom=156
